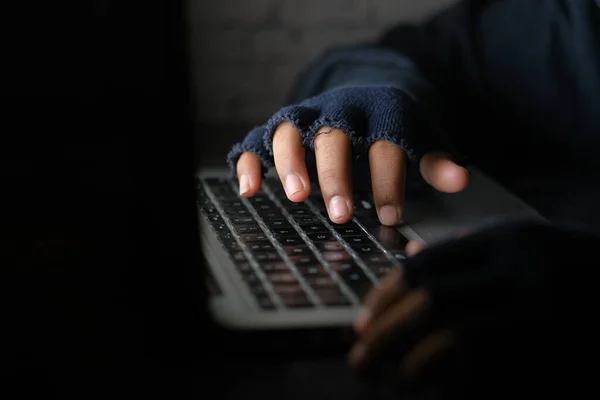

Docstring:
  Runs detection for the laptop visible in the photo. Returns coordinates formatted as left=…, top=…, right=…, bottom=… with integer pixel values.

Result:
left=197, top=164, right=544, bottom=330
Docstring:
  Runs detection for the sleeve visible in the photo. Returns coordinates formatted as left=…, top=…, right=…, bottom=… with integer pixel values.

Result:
left=398, top=219, right=600, bottom=396
left=228, top=0, right=583, bottom=172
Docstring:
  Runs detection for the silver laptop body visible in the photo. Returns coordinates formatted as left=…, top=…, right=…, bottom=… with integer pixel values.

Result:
left=198, top=166, right=544, bottom=330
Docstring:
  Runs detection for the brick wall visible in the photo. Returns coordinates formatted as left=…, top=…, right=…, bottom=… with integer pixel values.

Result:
left=187, top=0, right=457, bottom=127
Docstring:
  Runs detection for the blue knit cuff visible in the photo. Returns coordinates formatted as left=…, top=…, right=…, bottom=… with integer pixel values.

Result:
left=226, top=126, right=273, bottom=177
left=228, top=86, right=453, bottom=176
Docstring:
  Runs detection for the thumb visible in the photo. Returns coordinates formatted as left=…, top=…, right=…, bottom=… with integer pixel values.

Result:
left=419, top=152, right=470, bottom=193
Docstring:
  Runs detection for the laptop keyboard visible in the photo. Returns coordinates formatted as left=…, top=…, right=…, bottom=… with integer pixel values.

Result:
left=198, top=177, right=410, bottom=310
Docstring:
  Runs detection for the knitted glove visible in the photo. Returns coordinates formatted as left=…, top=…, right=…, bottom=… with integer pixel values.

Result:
left=227, top=86, right=453, bottom=174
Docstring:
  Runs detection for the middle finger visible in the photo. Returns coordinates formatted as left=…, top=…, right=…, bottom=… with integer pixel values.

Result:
left=314, top=127, right=353, bottom=224
left=368, top=140, right=407, bottom=226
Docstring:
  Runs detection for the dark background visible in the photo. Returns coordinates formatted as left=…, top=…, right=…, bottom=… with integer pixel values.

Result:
left=0, top=1, right=453, bottom=398
left=191, top=0, right=457, bottom=166
left=2, top=1, right=206, bottom=396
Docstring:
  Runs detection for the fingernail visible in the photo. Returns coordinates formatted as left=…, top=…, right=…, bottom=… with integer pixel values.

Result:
left=285, top=173, right=304, bottom=197
left=329, top=196, right=350, bottom=220
left=239, top=174, right=250, bottom=195
left=353, top=308, right=372, bottom=333
left=348, top=343, right=366, bottom=365
left=379, top=205, right=399, bottom=226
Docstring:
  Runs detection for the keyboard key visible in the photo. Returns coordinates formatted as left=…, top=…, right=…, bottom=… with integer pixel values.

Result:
left=350, top=243, right=381, bottom=254
left=272, top=283, right=305, bottom=296
left=267, top=272, right=298, bottom=285
left=307, top=232, right=334, bottom=242
left=221, top=200, right=244, bottom=208
left=246, top=242, right=275, bottom=251
left=281, top=201, right=307, bottom=210
left=206, top=214, right=224, bottom=224
left=329, top=261, right=358, bottom=271
left=253, top=252, right=281, bottom=262
left=302, top=224, right=329, bottom=234
left=234, top=225, right=262, bottom=234
left=212, top=223, right=230, bottom=233
left=197, top=196, right=211, bottom=208
left=257, top=210, right=284, bottom=219
left=240, top=232, right=269, bottom=242
left=273, top=285, right=314, bottom=308
left=242, top=271, right=262, bottom=286
left=281, top=295, right=314, bottom=308
left=314, top=288, right=350, bottom=307
left=280, top=236, right=305, bottom=246
left=221, top=240, right=239, bottom=250
left=260, top=262, right=289, bottom=273
left=289, top=255, right=318, bottom=265
left=287, top=208, right=312, bottom=216
left=370, top=264, right=394, bottom=278
left=231, top=216, right=255, bottom=224
left=271, top=227, right=297, bottom=237
left=248, top=195, right=270, bottom=204
left=345, top=236, right=371, bottom=245
left=253, top=201, right=276, bottom=209
left=305, top=275, right=338, bottom=288
left=201, top=204, right=218, bottom=215
left=333, top=224, right=363, bottom=236
left=214, top=193, right=240, bottom=202
left=247, top=281, right=269, bottom=297
left=316, top=241, right=345, bottom=251
left=333, top=264, right=373, bottom=299
left=296, top=264, right=329, bottom=277
left=293, top=216, right=320, bottom=225
left=223, top=207, right=251, bottom=216
left=369, top=226, right=409, bottom=250
left=235, top=262, right=253, bottom=274
left=322, top=251, right=352, bottom=262
left=283, top=245, right=313, bottom=256
left=266, top=219, right=292, bottom=228
left=364, top=253, right=391, bottom=264
left=390, top=251, right=407, bottom=261
left=231, top=251, right=247, bottom=262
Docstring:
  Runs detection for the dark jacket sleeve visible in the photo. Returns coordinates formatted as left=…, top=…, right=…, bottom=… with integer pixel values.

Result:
left=288, top=0, right=600, bottom=163
left=400, top=220, right=599, bottom=397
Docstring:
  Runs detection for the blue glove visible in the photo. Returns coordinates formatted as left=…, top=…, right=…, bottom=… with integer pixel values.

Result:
left=227, top=85, right=453, bottom=174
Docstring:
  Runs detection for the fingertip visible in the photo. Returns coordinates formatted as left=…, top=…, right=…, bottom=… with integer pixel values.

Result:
left=328, top=197, right=353, bottom=224
left=353, top=308, right=372, bottom=334
left=378, top=204, right=402, bottom=226
left=405, top=240, right=427, bottom=257
left=420, top=153, right=470, bottom=193
left=237, top=152, right=263, bottom=197
left=439, top=163, right=470, bottom=193
left=284, top=172, right=311, bottom=202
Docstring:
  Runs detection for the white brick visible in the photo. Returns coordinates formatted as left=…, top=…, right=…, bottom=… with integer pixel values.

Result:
left=187, top=0, right=276, bottom=25
left=280, top=0, right=369, bottom=26
left=369, top=0, right=459, bottom=24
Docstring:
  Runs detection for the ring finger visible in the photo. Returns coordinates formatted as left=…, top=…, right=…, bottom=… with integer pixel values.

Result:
left=314, top=127, right=353, bottom=224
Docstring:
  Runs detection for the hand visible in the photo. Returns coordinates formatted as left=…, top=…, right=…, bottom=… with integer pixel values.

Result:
left=346, top=221, right=591, bottom=385
left=229, top=86, right=470, bottom=225
left=347, top=240, right=455, bottom=384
